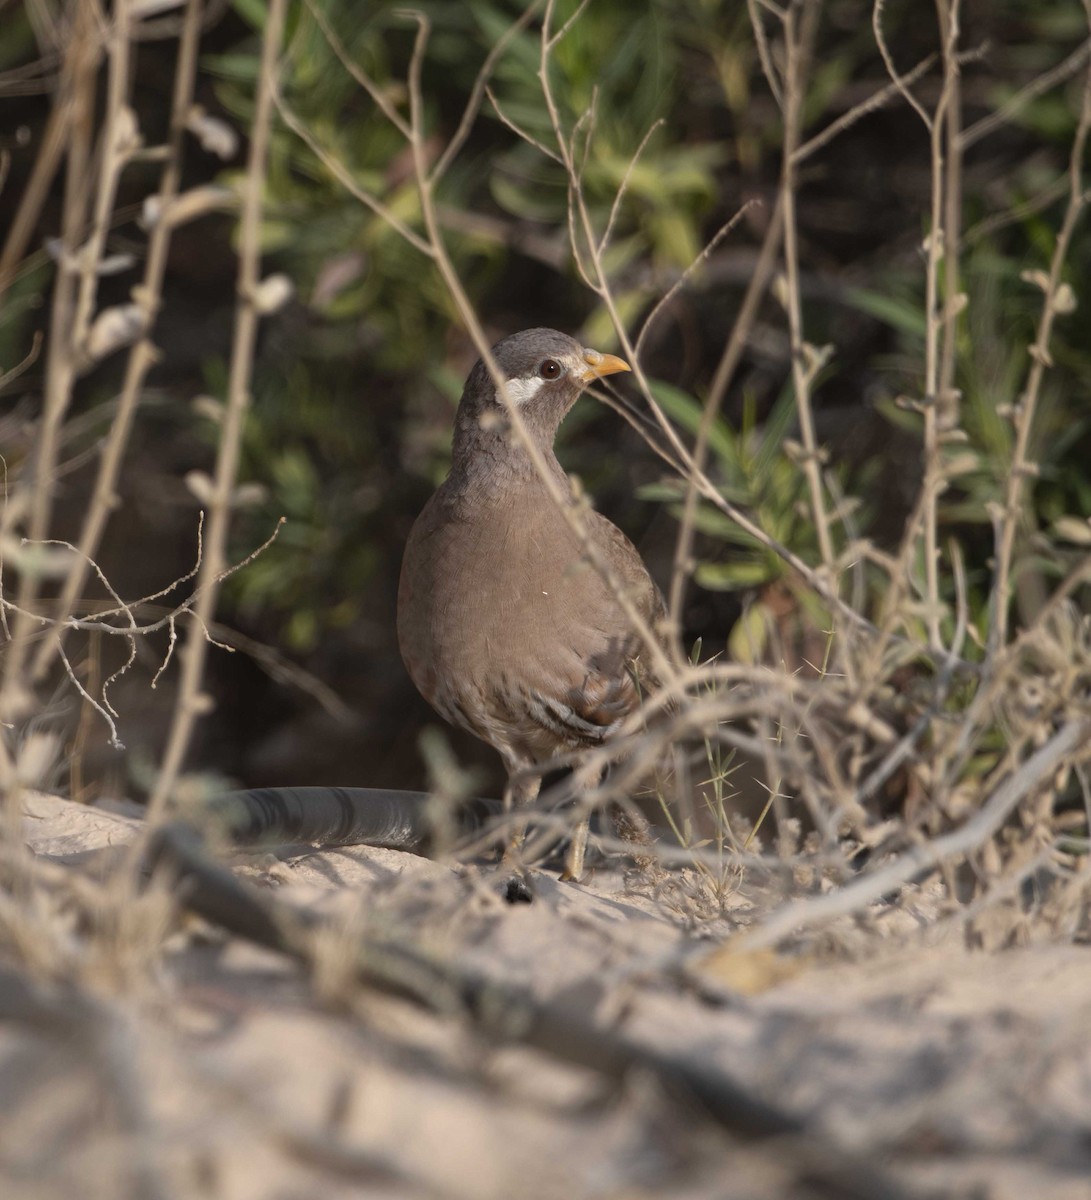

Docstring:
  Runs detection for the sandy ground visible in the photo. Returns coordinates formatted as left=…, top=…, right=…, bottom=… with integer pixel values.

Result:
left=5, top=791, right=1091, bottom=1199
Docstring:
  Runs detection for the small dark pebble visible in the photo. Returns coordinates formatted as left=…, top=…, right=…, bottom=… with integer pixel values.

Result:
left=502, top=876, right=534, bottom=904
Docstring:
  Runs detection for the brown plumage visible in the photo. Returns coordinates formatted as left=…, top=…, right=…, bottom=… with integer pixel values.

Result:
left=397, top=328, right=665, bottom=877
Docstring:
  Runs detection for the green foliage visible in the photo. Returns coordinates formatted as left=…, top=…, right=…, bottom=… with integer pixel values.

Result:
left=187, top=0, right=1091, bottom=655
left=200, top=0, right=732, bottom=645
left=639, top=381, right=826, bottom=592
left=846, top=208, right=1091, bottom=626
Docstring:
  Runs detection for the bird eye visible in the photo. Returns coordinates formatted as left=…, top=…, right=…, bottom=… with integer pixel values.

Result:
left=538, top=358, right=562, bottom=380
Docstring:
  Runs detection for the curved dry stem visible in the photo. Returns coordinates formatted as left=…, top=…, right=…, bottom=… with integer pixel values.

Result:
left=746, top=0, right=784, bottom=109
left=793, top=51, right=938, bottom=163
left=302, top=0, right=412, bottom=139
left=431, top=0, right=542, bottom=184
left=961, top=38, right=1091, bottom=150
left=634, top=203, right=753, bottom=362
left=872, top=0, right=933, bottom=129
left=872, top=0, right=960, bottom=653
left=600, top=117, right=664, bottom=255
left=665, top=197, right=785, bottom=630
left=273, top=89, right=432, bottom=257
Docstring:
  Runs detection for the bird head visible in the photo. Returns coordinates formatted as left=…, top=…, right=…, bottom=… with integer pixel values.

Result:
left=455, top=327, right=631, bottom=456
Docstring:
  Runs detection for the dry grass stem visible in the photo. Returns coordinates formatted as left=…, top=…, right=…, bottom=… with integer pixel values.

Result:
left=30, top=0, right=204, bottom=683
left=989, top=14, right=1091, bottom=653
left=147, top=0, right=288, bottom=821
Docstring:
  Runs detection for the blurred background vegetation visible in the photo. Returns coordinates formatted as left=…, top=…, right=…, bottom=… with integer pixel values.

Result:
left=1, top=0, right=1088, bottom=802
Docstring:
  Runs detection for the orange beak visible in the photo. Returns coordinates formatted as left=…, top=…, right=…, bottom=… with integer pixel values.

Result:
left=578, top=348, right=631, bottom=384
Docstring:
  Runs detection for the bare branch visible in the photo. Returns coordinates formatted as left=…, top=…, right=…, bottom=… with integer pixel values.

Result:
left=794, top=52, right=937, bottom=162
left=302, top=0, right=412, bottom=139
left=773, top=1, right=836, bottom=571
left=147, top=0, right=289, bottom=821
left=273, top=90, right=433, bottom=257
left=431, top=0, right=541, bottom=185
left=635, top=203, right=754, bottom=360
left=31, top=0, right=204, bottom=682
left=747, top=0, right=784, bottom=109
left=872, top=0, right=933, bottom=129
left=989, top=26, right=1091, bottom=652
left=486, top=85, right=563, bottom=163
left=961, top=38, right=1091, bottom=149
left=600, top=118, right=664, bottom=256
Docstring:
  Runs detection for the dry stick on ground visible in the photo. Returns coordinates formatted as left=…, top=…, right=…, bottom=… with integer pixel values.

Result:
left=31, top=0, right=204, bottom=683
left=146, top=0, right=289, bottom=823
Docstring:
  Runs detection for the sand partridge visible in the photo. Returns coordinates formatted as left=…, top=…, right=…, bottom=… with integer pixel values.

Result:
left=397, top=328, right=665, bottom=878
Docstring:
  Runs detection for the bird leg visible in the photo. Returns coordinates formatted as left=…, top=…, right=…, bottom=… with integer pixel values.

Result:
left=500, top=767, right=541, bottom=870
left=560, top=760, right=605, bottom=882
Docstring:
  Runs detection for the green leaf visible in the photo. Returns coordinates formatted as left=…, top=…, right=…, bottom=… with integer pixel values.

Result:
left=651, top=209, right=700, bottom=269
left=229, top=0, right=267, bottom=31
left=695, top=559, right=772, bottom=590
left=648, top=380, right=736, bottom=465
left=490, top=172, right=563, bottom=222
left=728, top=603, right=770, bottom=665
left=844, top=286, right=927, bottom=339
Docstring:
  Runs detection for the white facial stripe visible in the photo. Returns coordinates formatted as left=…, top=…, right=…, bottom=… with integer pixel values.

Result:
left=500, top=375, right=548, bottom=406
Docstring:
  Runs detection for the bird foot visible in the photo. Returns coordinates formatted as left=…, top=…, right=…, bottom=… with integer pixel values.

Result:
left=559, top=818, right=590, bottom=883
left=559, top=863, right=596, bottom=885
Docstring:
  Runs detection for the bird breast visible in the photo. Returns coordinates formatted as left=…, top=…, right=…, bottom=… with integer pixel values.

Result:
left=398, top=479, right=647, bottom=758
